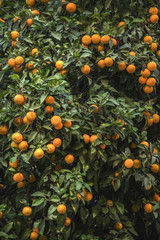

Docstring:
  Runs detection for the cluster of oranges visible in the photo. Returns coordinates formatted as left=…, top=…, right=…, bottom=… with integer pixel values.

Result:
left=143, top=110, right=160, bottom=127
left=148, top=7, right=159, bottom=23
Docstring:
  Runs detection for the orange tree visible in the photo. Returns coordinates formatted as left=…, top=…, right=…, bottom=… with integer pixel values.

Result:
left=0, top=0, right=160, bottom=239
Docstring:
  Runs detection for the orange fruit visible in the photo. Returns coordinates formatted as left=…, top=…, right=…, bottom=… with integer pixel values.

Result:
left=45, top=106, right=54, bottom=114
left=138, top=76, right=147, bottom=85
left=90, top=104, right=98, bottom=113
left=85, top=192, right=93, bottom=202
left=143, top=36, right=152, bottom=44
left=65, top=154, right=74, bottom=164
left=26, top=0, right=35, bottom=6
left=64, top=217, right=71, bottom=226
left=63, top=120, right=72, bottom=128
left=15, top=56, right=24, bottom=65
left=13, top=173, right=24, bottom=182
left=106, top=200, right=113, bottom=207
left=0, top=18, right=5, bottom=23
left=143, top=110, right=150, bottom=117
left=0, top=184, right=4, bottom=190
left=112, top=134, right=119, bottom=140
left=150, top=164, right=159, bottom=173
left=97, top=45, right=105, bottom=52
left=0, top=125, right=9, bottom=135
left=91, top=34, right=101, bottom=44
left=126, top=64, right=136, bottom=73
left=27, top=19, right=33, bottom=27
left=22, top=206, right=32, bottom=216
left=118, top=62, right=126, bottom=70
left=8, top=58, right=16, bottom=67
left=32, top=10, right=40, bottom=15
left=146, top=77, right=156, bottom=87
left=141, top=69, right=150, bottom=78
left=150, top=43, right=157, bottom=52
left=154, top=193, right=160, bottom=202
left=99, top=144, right=106, bottom=150
left=90, top=135, right=98, bottom=143
left=149, top=7, right=158, bottom=15
left=26, top=112, right=36, bottom=121
left=57, top=204, right=66, bottom=214
left=147, top=117, right=153, bottom=126
left=14, top=117, right=23, bottom=126
left=157, top=50, right=160, bottom=57
left=133, top=159, right=141, bottom=168
left=9, top=159, right=18, bottom=168
left=97, top=60, right=105, bottom=68
left=55, top=61, right=64, bottom=70
left=53, top=138, right=62, bottom=147
left=104, top=57, right=113, bottom=67
left=66, top=3, right=76, bottom=13
left=54, top=123, right=63, bottom=130
left=101, top=35, right=110, bottom=44
left=46, top=144, right=55, bottom=153
left=32, top=69, right=37, bottom=74
left=129, top=51, right=135, bottom=56
left=11, top=141, right=19, bottom=148
left=83, top=134, right=90, bottom=144
left=45, top=96, right=55, bottom=105
left=114, top=222, right=123, bottom=230
left=140, top=141, right=149, bottom=148
left=51, top=116, right=61, bottom=126
left=19, top=141, right=29, bottom=151
left=131, top=142, right=137, bottom=149
left=17, top=182, right=26, bottom=188
left=153, top=114, right=160, bottom=123
left=14, top=65, right=23, bottom=72
left=147, top=61, right=157, bottom=71
left=0, top=212, right=3, bottom=219
left=150, top=14, right=159, bottom=23
left=154, top=148, right=158, bottom=154
left=112, top=38, right=117, bottom=46
left=81, top=43, right=88, bottom=49
left=31, top=48, right=39, bottom=57
left=144, top=203, right=153, bottom=213
left=12, top=41, right=19, bottom=48
left=34, top=148, right=44, bottom=159
left=28, top=174, right=36, bottom=183
left=12, top=132, right=23, bottom=143
left=81, top=65, right=90, bottom=74
left=114, top=171, right=119, bottom=177
left=118, top=21, right=126, bottom=28
left=77, top=193, right=81, bottom=201
left=81, top=35, right=91, bottom=45
left=60, top=69, right=66, bottom=75
left=23, top=116, right=32, bottom=124
left=143, top=86, right=153, bottom=94
left=11, top=31, right=19, bottom=40
left=124, top=159, right=133, bottom=168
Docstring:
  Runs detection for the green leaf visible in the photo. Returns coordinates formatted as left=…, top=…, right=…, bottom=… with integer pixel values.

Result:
left=32, top=198, right=44, bottom=207
left=76, top=181, right=82, bottom=191
left=3, top=222, right=13, bottom=233
left=50, top=195, right=60, bottom=203
left=48, top=205, right=57, bottom=216
left=31, top=192, right=46, bottom=197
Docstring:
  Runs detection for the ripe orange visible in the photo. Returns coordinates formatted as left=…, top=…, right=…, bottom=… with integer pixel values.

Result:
left=131, top=142, right=136, bottom=149
left=83, top=134, right=90, bottom=143
left=32, top=69, right=37, bottom=74
left=124, top=159, right=133, bottom=168
left=85, top=192, right=93, bottom=202
left=114, top=222, right=123, bottom=230
left=112, top=134, right=119, bottom=140
left=144, top=203, right=153, bottom=213
left=11, top=31, right=19, bottom=40
left=19, top=141, right=28, bottom=151
left=141, top=69, right=150, bottom=78
left=60, top=69, right=66, bottom=75
left=106, top=200, right=113, bottom=207
left=14, top=117, right=23, bottom=126
left=126, top=64, right=136, bottom=73
left=81, top=65, right=90, bottom=74
left=31, top=48, right=39, bottom=57
left=90, top=104, right=98, bottom=113
left=150, top=15, right=159, bottom=23
left=57, top=204, right=67, bottom=214
left=143, top=36, right=152, bottom=44
left=22, top=206, right=32, bottom=216
left=45, top=96, right=55, bottom=105
left=66, top=3, right=76, bottom=13
left=77, top=193, right=81, bottom=201
left=9, top=159, right=18, bottom=168
left=101, top=35, right=110, bottom=44
left=27, top=19, right=33, bottom=27
left=154, top=148, right=158, bottom=154
left=11, top=141, right=19, bottom=148
left=81, top=43, right=88, bottom=49
left=54, top=123, right=63, bottom=130
left=65, top=154, right=74, bottom=164
left=133, top=159, right=141, bottom=168
left=146, top=77, right=156, bottom=87
left=140, top=141, right=149, bottom=148
left=64, top=217, right=71, bottom=226
left=147, top=61, right=157, bottom=71
left=0, top=211, right=3, bottom=219
left=143, top=86, right=153, bottom=94
left=34, top=148, right=44, bottom=159
left=150, top=43, right=157, bottom=52
left=51, top=116, right=61, bottom=126
left=150, top=164, right=159, bottom=173
left=149, top=7, right=158, bottom=15
left=99, top=144, right=106, bottom=150
left=118, top=62, right=126, bottom=70
left=129, top=51, right=135, bottom=56
left=138, top=76, right=147, bottom=85
left=97, top=45, right=105, bottom=52
left=8, top=58, right=16, bottom=67
left=15, top=56, right=24, bottom=65
left=104, top=57, right=113, bottom=67
left=12, top=41, right=19, bottom=48
left=17, top=182, right=26, bottom=188
left=112, top=38, right=117, bottom=46
left=53, top=138, right=62, bottom=147
left=45, top=106, right=54, bottom=114
left=0, top=18, right=5, bottom=23
left=90, top=135, right=98, bottom=143
left=13, top=173, right=24, bottom=182
left=46, top=144, right=55, bottom=153
left=91, top=34, right=101, bottom=44
left=26, top=0, right=35, bottom=6
left=30, top=232, right=38, bottom=240
left=55, top=61, right=64, bottom=70
left=23, top=116, right=33, bottom=124
left=157, top=50, right=160, bottom=57
left=12, top=132, right=23, bottom=143
left=154, top=193, right=160, bottom=202
left=97, top=60, right=105, bottom=68
left=147, top=117, right=153, bottom=126
left=28, top=174, right=36, bottom=183
left=81, top=35, right=91, bottom=45
left=0, top=184, right=4, bottom=190
left=118, top=21, right=126, bottom=28
left=63, top=120, right=72, bottom=128
left=143, top=110, right=150, bottom=117
left=153, top=114, right=160, bottom=123
left=0, top=125, right=9, bottom=135
left=26, top=111, right=36, bottom=121
left=32, top=10, right=40, bottom=15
